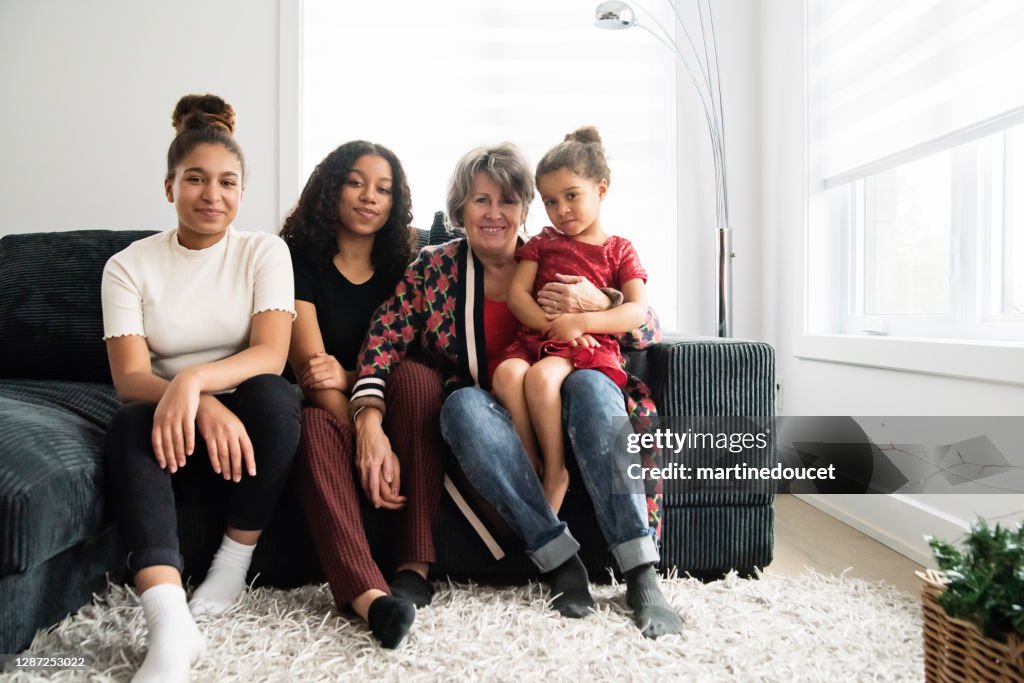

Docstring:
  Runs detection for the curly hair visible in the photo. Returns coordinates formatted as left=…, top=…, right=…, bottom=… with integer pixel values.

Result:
left=280, top=141, right=414, bottom=288
left=536, top=125, right=610, bottom=188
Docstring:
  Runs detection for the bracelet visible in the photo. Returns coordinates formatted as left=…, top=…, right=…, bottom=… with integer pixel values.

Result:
left=352, top=406, right=383, bottom=424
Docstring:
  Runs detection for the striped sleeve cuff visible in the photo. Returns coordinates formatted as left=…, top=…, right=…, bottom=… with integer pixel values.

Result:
left=350, top=377, right=387, bottom=417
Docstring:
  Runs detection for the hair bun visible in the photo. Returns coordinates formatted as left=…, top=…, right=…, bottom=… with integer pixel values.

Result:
left=565, top=126, right=602, bottom=146
left=171, top=94, right=236, bottom=135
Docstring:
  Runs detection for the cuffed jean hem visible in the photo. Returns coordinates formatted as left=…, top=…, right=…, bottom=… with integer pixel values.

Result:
left=610, top=532, right=660, bottom=573
left=527, top=528, right=581, bottom=573
left=126, top=548, right=184, bottom=576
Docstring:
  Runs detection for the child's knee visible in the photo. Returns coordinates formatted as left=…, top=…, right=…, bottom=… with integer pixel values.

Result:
left=525, top=361, right=569, bottom=396
left=492, top=359, right=529, bottom=396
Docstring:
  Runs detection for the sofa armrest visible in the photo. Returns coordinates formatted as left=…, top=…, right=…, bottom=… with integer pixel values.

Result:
left=642, top=337, right=777, bottom=577
left=643, top=336, right=775, bottom=418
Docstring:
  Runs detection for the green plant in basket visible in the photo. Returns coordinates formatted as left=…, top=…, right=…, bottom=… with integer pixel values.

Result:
left=927, top=519, right=1024, bottom=639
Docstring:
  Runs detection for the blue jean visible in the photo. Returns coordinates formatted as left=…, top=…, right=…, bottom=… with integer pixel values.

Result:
left=440, top=369, right=658, bottom=573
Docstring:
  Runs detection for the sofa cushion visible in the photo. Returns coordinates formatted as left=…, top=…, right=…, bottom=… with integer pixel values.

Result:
left=0, top=380, right=120, bottom=573
left=412, top=212, right=457, bottom=251
left=0, top=230, right=156, bottom=382
left=428, top=211, right=456, bottom=245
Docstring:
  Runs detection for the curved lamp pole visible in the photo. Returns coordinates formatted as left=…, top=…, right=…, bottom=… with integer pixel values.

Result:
left=595, top=0, right=733, bottom=338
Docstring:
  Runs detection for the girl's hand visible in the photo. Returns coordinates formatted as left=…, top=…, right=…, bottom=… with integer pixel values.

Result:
left=152, top=371, right=202, bottom=473
left=536, top=274, right=610, bottom=314
left=546, top=313, right=589, bottom=342
left=569, top=334, right=599, bottom=348
left=300, top=352, right=348, bottom=392
left=196, top=397, right=255, bottom=482
left=355, top=409, right=397, bottom=508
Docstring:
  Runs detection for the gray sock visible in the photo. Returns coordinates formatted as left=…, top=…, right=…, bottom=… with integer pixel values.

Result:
left=625, top=564, right=683, bottom=638
left=543, top=554, right=595, bottom=618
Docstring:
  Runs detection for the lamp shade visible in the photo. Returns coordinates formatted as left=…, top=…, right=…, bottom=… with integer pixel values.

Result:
left=594, top=1, right=636, bottom=30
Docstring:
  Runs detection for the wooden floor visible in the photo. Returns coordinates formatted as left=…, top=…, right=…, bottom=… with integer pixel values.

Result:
left=764, top=494, right=925, bottom=596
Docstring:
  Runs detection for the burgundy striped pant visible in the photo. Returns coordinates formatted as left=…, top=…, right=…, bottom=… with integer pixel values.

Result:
left=294, top=360, right=446, bottom=607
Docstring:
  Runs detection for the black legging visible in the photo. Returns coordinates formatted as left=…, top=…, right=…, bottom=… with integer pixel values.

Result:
left=104, top=374, right=301, bottom=576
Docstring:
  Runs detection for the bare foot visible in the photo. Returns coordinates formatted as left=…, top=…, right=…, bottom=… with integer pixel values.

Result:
left=543, top=466, right=570, bottom=513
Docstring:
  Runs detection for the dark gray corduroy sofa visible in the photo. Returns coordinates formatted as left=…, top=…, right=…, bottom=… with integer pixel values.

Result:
left=0, top=224, right=776, bottom=653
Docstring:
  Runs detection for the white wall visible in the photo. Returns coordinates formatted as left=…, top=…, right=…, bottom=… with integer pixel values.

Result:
left=673, top=0, right=762, bottom=338
left=0, top=0, right=281, bottom=235
left=760, top=0, right=1024, bottom=566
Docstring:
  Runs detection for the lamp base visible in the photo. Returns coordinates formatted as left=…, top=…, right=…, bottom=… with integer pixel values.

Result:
left=717, top=226, right=733, bottom=338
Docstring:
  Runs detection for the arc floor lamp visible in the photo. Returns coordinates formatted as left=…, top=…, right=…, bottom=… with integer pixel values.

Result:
left=595, top=0, right=733, bottom=337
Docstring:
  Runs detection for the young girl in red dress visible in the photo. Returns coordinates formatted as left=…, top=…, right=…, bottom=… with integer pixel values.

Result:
left=493, top=127, right=649, bottom=513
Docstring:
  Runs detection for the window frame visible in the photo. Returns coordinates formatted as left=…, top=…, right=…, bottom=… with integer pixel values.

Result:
left=799, top=0, right=1024, bottom=384
left=831, top=132, right=1024, bottom=342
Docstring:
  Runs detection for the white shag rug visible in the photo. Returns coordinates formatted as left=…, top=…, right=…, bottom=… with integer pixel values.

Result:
left=5, top=570, right=923, bottom=682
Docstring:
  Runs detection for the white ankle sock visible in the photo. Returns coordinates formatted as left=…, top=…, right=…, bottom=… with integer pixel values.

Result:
left=189, top=535, right=256, bottom=617
left=133, top=584, right=205, bottom=683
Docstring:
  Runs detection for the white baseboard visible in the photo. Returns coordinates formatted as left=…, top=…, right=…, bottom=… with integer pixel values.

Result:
left=795, top=494, right=973, bottom=567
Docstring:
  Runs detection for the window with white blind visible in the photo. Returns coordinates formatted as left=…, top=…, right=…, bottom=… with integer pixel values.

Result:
left=300, top=0, right=679, bottom=329
left=807, top=0, right=1024, bottom=342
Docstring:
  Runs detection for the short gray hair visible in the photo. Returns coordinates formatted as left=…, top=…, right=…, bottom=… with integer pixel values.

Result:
left=446, top=143, right=534, bottom=228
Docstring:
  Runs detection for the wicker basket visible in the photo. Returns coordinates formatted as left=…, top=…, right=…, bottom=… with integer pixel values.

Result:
left=918, top=569, right=1024, bottom=682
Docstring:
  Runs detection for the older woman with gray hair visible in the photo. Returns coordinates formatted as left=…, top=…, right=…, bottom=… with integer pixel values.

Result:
left=350, top=143, right=681, bottom=637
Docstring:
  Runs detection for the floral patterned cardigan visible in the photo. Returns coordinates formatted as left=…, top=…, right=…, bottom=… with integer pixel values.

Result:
left=350, top=237, right=665, bottom=539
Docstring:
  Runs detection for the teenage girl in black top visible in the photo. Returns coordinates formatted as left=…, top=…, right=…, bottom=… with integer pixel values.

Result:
left=280, top=141, right=444, bottom=649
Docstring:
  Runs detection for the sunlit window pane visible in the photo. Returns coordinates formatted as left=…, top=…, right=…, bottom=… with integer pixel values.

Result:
left=863, top=153, right=952, bottom=315
left=301, top=0, right=680, bottom=329
left=1004, top=127, right=1024, bottom=315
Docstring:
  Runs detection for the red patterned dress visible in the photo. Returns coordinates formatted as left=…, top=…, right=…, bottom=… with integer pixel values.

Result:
left=503, top=227, right=648, bottom=387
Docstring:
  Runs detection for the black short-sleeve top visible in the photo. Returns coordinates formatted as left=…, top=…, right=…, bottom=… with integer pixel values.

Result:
left=292, top=252, right=394, bottom=370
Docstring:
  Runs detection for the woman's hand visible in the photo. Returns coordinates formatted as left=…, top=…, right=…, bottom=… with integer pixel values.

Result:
left=196, top=396, right=255, bottom=482
left=546, top=313, right=589, bottom=342
left=537, top=274, right=611, bottom=315
left=355, top=408, right=407, bottom=509
left=376, top=452, right=406, bottom=511
left=151, top=371, right=202, bottom=473
left=299, top=352, right=349, bottom=392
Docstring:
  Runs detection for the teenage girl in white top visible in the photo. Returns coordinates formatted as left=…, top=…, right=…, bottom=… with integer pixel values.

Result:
left=101, top=94, right=300, bottom=683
